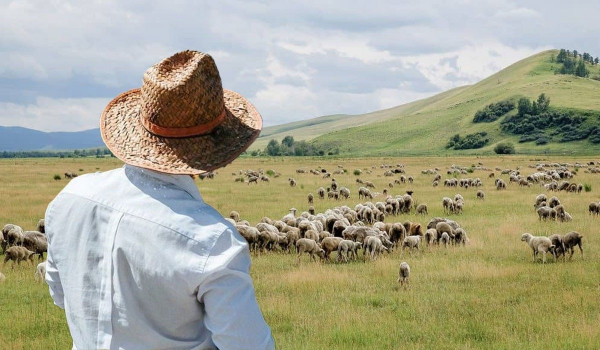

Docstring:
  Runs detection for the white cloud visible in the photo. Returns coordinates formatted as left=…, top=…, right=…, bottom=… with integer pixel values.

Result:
left=0, top=97, right=110, bottom=132
left=0, top=0, right=598, bottom=133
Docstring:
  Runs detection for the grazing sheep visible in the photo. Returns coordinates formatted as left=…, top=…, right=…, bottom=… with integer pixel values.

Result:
left=307, top=193, right=314, bottom=204
left=588, top=202, right=599, bottom=215
left=247, top=176, right=258, bottom=185
left=229, top=210, right=240, bottom=222
left=401, top=236, right=421, bottom=255
left=424, top=229, right=437, bottom=246
left=442, top=197, right=454, bottom=214
left=22, top=231, right=47, bottom=260
left=415, top=204, right=428, bottom=215
left=236, top=225, right=260, bottom=251
left=453, top=228, right=468, bottom=246
left=398, top=262, right=410, bottom=288
left=435, top=222, right=454, bottom=241
left=536, top=206, right=555, bottom=221
left=6, top=227, right=24, bottom=247
left=3, top=246, right=36, bottom=268
left=521, top=233, right=555, bottom=263
left=295, top=238, right=325, bottom=263
left=364, top=236, right=387, bottom=261
left=304, top=230, right=320, bottom=242
left=548, top=234, right=566, bottom=262
left=288, top=178, right=297, bottom=187
left=562, top=231, right=583, bottom=260
left=36, top=219, right=45, bottom=234
left=440, top=232, right=450, bottom=248
left=476, top=190, right=485, bottom=200
left=35, top=261, right=47, bottom=283
left=317, top=187, right=326, bottom=199
left=337, top=240, right=362, bottom=262
left=320, top=237, right=344, bottom=261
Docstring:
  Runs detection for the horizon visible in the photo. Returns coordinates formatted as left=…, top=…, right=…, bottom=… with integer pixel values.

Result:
left=2, top=1, right=600, bottom=132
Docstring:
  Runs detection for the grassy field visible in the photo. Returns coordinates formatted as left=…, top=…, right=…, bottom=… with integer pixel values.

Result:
left=251, top=50, right=600, bottom=156
left=1, top=156, right=600, bottom=349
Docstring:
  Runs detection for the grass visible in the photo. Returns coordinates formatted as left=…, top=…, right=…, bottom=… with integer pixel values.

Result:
left=251, top=50, right=600, bottom=156
left=1, top=156, right=600, bottom=349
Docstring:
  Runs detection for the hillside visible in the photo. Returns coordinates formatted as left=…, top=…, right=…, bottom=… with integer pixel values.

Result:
left=251, top=85, right=470, bottom=151
left=0, top=126, right=104, bottom=151
left=257, top=50, right=600, bottom=155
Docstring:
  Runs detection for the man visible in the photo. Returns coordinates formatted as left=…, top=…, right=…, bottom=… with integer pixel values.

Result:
left=45, top=50, right=275, bottom=349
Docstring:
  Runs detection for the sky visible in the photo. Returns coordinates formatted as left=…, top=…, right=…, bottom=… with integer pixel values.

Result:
left=1, top=0, right=599, bottom=132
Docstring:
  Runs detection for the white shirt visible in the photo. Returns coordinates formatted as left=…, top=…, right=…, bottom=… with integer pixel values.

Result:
left=45, top=165, right=274, bottom=350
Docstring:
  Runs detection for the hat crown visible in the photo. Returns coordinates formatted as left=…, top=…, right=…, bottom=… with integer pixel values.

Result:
left=141, top=51, right=224, bottom=131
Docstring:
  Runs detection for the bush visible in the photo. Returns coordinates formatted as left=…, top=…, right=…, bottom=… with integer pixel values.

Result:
left=494, top=143, right=515, bottom=154
left=473, top=100, right=515, bottom=123
left=53, top=174, right=62, bottom=181
left=353, top=169, right=362, bottom=176
left=79, top=168, right=84, bottom=172
left=584, top=184, right=592, bottom=192
left=447, top=132, right=489, bottom=150
left=266, top=170, right=275, bottom=176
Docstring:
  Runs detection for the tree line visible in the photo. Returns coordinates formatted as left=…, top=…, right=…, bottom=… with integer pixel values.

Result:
left=553, top=49, right=598, bottom=77
left=248, top=136, right=335, bottom=157
left=0, top=148, right=114, bottom=158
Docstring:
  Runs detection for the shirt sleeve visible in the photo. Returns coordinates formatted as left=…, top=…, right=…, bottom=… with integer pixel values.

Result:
left=45, top=211, right=65, bottom=310
left=197, top=228, right=275, bottom=350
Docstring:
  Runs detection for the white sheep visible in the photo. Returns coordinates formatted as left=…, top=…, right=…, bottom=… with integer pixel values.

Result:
left=440, top=232, right=450, bottom=248
left=521, top=233, right=555, bottom=263
left=401, top=236, right=421, bottom=255
left=397, top=262, right=410, bottom=288
left=35, top=261, right=46, bottom=283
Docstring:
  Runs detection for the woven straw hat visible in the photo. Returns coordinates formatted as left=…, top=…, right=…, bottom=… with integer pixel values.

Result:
left=100, top=50, right=262, bottom=175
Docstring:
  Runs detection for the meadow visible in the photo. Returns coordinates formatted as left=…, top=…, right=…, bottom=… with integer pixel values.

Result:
left=1, top=155, right=599, bottom=349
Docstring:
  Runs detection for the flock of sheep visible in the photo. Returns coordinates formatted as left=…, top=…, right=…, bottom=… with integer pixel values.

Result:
left=1, top=160, right=593, bottom=287
left=1, top=219, right=47, bottom=283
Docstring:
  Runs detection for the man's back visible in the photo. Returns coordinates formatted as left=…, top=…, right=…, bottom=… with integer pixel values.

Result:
left=45, top=165, right=274, bottom=350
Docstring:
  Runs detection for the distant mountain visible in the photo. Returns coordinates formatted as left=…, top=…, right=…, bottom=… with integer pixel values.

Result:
left=0, top=126, right=105, bottom=151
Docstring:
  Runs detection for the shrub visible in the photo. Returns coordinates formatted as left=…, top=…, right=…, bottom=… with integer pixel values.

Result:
left=447, top=132, right=489, bottom=150
left=353, top=169, right=362, bottom=176
left=584, top=184, right=592, bottom=192
left=79, top=168, right=84, bottom=172
left=266, top=170, right=275, bottom=176
left=53, top=174, right=62, bottom=181
left=473, top=100, right=515, bottom=123
left=494, top=143, right=515, bottom=154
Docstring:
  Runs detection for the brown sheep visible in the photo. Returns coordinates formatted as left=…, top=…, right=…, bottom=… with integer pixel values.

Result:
left=588, top=202, right=599, bottom=215
left=320, top=237, right=344, bottom=261
left=415, top=204, right=428, bottom=215
left=307, top=193, right=314, bottom=204
left=295, top=238, right=325, bottom=263
left=4, top=246, right=35, bottom=268
left=562, top=231, right=583, bottom=260
left=435, top=222, right=454, bottom=241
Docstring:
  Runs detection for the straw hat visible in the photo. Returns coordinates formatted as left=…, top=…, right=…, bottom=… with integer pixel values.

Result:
left=100, top=50, right=262, bottom=175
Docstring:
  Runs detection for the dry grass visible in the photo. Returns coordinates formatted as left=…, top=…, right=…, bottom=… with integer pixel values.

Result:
left=1, top=156, right=599, bottom=349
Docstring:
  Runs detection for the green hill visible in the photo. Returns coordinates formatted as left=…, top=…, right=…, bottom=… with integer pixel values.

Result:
left=255, top=50, right=600, bottom=155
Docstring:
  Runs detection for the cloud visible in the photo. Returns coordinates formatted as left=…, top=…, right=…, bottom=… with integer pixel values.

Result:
left=0, top=0, right=597, bottom=132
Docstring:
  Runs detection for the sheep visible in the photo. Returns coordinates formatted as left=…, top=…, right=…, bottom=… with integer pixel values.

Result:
left=36, top=219, right=45, bottom=234
left=236, top=225, right=260, bottom=251
left=3, top=246, right=36, bottom=268
left=337, top=240, right=362, bottom=262
left=229, top=210, right=240, bottom=222
left=320, top=237, right=344, bottom=261
left=440, top=232, right=450, bottom=248
left=247, top=176, right=258, bottom=185
left=288, top=178, right=297, bottom=187
left=562, top=231, right=583, bottom=260
left=536, top=206, right=555, bottom=221
left=442, top=197, right=454, bottom=214
left=424, top=229, right=437, bottom=246
left=304, top=230, right=320, bottom=242
left=588, top=202, right=599, bottom=215
left=6, top=227, right=24, bottom=247
left=339, top=187, right=350, bottom=199
left=317, top=187, right=326, bottom=199
left=35, top=261, right=47, bottom=283
left=295, top=238, right=325, bottom=263
left=548, top=234, right=566, bottom=262
left=521, top=233, right=555, bottom=263
left=476, top=190, right=485, bottom=200
left=401, top=236, right=421, bottom=255
left=397, top=262, right=410, bottom=288
left=453, top=228, right=468, bottom=246
left=415, top=204, right=428, bottom=215
left=435, top=222, right=454, bottom=241
left=22, top=231, right=47, bottom=260
left=0, top=234, right=5, bottom=254
left=364, top=236, right=387, bottom=261
left=307, top=193, right=314, bottom=204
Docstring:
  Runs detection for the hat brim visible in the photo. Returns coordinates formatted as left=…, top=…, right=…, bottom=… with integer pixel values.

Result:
left=100, top=88, right=262, bottom=175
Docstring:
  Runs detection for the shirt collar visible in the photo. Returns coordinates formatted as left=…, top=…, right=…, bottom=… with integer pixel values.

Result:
left=123, top=164, right=203, bottom=201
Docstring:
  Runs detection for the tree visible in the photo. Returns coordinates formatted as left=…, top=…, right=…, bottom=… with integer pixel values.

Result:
left=595, top=57, right=599, bottom=65
left=536, top=93, right=550, bottom=112
left=575, top=59, right=589, bottom=77
left=494, top=143, right=515, bottom=154
left=265, top=139, right=281, bottom=156
left=573, top=49, right=578, bottom=58
left=556, top=49, right=567, bottom=63
left=517, top=97, right=532, bottom=117
left=281, top=135, right=295, bottom=148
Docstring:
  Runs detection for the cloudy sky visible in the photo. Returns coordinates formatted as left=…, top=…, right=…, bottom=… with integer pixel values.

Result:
left=1, top=0, right=599, bottom=132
